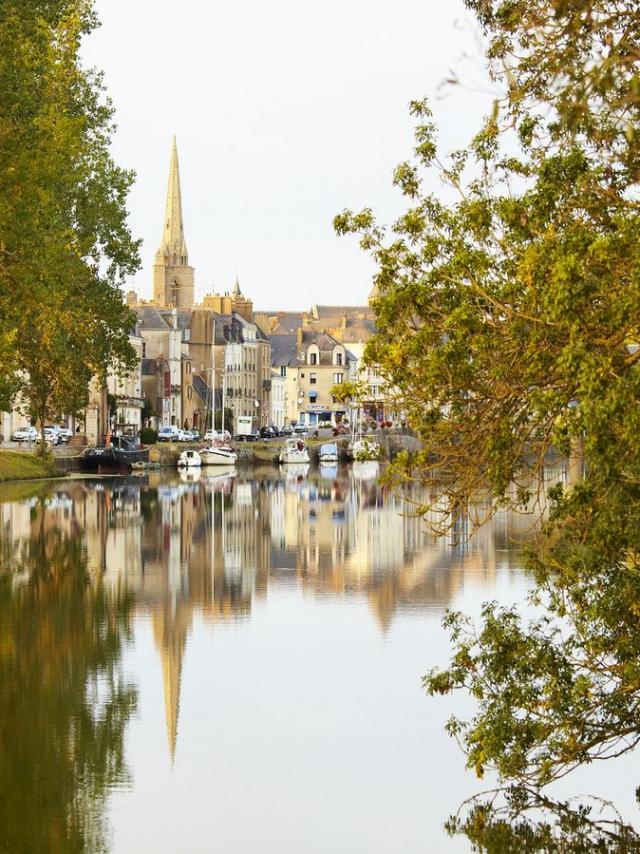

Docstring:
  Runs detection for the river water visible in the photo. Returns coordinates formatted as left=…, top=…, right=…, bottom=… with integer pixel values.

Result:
left=0, top=464, right=637, bottom=852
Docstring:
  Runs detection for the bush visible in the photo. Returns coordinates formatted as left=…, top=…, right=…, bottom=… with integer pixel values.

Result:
left=139, top=427, right=157, bottom=445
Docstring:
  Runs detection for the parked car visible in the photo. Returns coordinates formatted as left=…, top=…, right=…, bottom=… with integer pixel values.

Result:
left=12, top=426, right=37, bottom=443
left=188, top=430, right=200, bottom=442
left=282, top=425, right=294, bottom=436
left=36, top=427, right=61, bottom=445
left=57, top=427, right=73, bottom=443
left=293, top=424, right=308, bottom=436
left=260, top=426, right=276, bottom=439
left=158, top=426, right=180, bottom=442
left=204, top=429, right=215, bottom=442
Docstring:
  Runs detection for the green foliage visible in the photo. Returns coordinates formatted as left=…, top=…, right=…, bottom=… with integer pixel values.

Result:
left=139, top=427, right=157, bottom=445
left=0, top=1, right=140, bottom=437
left=329, top=379, right=367, bottom=404
left=336, top=0, right=640, bottom=837
left=141, top=397, right=155, bottom=423
left=336, top=2, right=640, bottom=519
left=212, top=407, right=234, bottom=432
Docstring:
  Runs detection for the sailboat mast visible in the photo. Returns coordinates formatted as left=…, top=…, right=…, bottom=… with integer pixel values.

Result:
left=221, top=347, right=226, bottom=435
left=210, top=317, right=216, bottom=433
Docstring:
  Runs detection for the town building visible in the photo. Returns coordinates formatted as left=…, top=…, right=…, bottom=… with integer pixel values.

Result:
left=270, top=369, right=286, bottom=428
left=260, top=298, right=398, bottom=427
left=107, top=330, right=144, bottom=433
left=129, top=139, right=272, bottom=433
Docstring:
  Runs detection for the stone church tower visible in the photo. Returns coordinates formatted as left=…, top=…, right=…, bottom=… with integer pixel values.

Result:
left=153, top=136, right=195, bottom=308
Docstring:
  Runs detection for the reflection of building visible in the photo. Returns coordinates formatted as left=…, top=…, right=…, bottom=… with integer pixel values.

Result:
left=0, top=468, right=549, bottom=761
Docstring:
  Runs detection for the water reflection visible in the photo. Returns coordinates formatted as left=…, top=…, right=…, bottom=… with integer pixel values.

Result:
left=0, top=467, right=552, bottom=852
left=448, top=787, right=640, bottom=852
left=0, top=497, right=136, bottom=853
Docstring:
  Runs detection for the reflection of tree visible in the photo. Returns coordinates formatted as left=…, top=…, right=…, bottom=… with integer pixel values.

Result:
left=448, top=786, right=640, bottom=853
left=427, top=477, right=640, bottom=843
left=0, top=512, right=137, bottom=854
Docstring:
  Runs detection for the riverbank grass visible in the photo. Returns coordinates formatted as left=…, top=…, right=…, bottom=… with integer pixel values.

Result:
left=0, top=450, right=58, bottom=483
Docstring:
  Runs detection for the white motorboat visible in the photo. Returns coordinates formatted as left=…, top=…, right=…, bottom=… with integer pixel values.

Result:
left=279, top=437, right=310, bottom=464
left=348, top=437, right=382, bottom=462
left=319, top=442, right=339, bottom=463
left=177, top=449, right=202, bottom=468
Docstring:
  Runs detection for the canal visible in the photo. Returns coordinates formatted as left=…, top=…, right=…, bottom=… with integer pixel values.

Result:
left=0, top=465, right=638, bottom=852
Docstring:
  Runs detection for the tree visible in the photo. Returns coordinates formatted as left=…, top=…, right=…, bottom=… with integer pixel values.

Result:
left=0, top=1, right=140, bottom=450
left=336, top=0, right=640, bottom=834
left=335, top=0, right=640, bottom=519
left=141, top=397, right=155, bottom=425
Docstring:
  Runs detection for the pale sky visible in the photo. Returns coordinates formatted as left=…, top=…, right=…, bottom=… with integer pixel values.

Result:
left=84, top=0, right=492, bottom=311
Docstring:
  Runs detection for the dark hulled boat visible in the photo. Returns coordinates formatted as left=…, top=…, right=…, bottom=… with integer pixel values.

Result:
left=81, top=434, right=149, bottom=471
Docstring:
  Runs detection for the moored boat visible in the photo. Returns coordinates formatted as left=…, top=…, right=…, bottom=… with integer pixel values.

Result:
left=279, top=437, right=310, bottom=464
left=199, top=436, right=238, bottom=466
left=81, top=434, right=149, bottom=471
left=177, top=449, right=202, bottom=468
left=319, top=442, right=338, bottom=463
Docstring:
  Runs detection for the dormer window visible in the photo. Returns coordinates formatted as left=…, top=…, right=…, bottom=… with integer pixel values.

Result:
left=309, top=352, right=317, bottom=365
left=336, top=352, right=343, bottom=366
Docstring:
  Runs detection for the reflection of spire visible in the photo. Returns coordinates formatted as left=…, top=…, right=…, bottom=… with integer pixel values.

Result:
left=152, top=606, right=190, bottom=764
left=368, top=581, right=395, bottom=634
left=158, top=136, right=188, bottom=262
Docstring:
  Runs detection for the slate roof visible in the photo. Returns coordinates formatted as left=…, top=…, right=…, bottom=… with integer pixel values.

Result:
left=134, top=305, right=170, bottom=331
left=192, top=374, right=222, bottom=409
left=269, top=334, right=299, bottom=367
left=312, top=304, right=373, bottom=319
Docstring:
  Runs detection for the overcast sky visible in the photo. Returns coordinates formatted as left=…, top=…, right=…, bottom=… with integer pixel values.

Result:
left=84, top=1, right=492, bottom=311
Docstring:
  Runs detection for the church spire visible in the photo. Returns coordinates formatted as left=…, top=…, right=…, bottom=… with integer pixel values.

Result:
left=158, top=135, right=188, bottom=264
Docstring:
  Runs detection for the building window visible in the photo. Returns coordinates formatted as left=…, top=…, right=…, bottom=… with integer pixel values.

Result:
left=300, top=372, right=305, bottom=379
left=310, top=372, right=317, bottom=385
left=333, top=372, right=343, bottom=384
left=280, top=365, right=286, bottom=377
left=142, top=342, right=146, bottom=358
left=309, top=352, right=317, bottom=365
left=309, top=390, right=317, bottom=401
left=336, top=352, right=343, bottom=366
left=187, top=386, right=192, bottom=400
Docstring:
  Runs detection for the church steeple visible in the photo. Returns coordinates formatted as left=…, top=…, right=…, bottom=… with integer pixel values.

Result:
left=158, top=136, right=188, bottom=264
left=152, top=136, right=195, bottom=308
